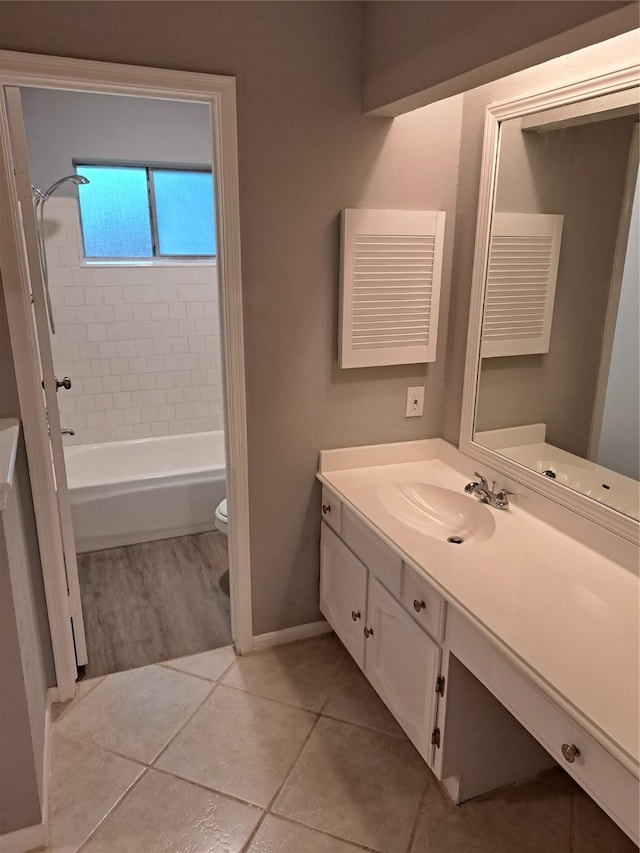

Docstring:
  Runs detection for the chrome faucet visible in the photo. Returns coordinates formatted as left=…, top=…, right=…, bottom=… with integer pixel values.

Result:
left=464, top=472, right=512, bottom=510
left=60, top=428, right=75, bottom=436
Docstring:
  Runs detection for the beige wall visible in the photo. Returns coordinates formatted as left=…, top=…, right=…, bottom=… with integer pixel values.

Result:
left=442, top=30, right=640, bottom=449
left=1, top=4, right=635, bottom=636
left=0, top=2, right=463, bottom=633
left=363, top=1, right=636, bottom=115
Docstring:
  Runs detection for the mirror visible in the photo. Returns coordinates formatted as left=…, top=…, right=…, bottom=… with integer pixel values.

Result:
left=461, top=65, right=640, bottom=539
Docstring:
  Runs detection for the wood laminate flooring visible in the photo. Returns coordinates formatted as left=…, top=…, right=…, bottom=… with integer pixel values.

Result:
left=77, top=531, right=231, bottom=678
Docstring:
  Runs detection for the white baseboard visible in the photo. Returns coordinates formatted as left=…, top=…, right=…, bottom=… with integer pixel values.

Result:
left=0, top=688, right=56, bottom=852
left=41, top=690, right=56, bottom=832
left=0, top=822, right=46, bottom=853
left=252, top=620, right=332, bottom=652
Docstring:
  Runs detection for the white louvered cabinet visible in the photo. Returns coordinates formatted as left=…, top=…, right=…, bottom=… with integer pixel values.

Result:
left=481, top=212, right=564, bottom=358
left=339, top=208, right=446, bottom=368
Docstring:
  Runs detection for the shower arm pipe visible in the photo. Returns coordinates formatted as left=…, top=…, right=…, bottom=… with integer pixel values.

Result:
left=31, top=174, right=89, bottom=335
left=36, top=196, right=56, bottom=334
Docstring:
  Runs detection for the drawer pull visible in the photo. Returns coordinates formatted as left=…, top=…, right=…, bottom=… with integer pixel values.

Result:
left=413, top=599, right=426, bottom=612
left=364, top=627, right=374, bottom=638
left=561, top=743, right=581, bottom=763
left=322, top=504, right=331, bottom=514
left=351, top=610, right=361, bottom=621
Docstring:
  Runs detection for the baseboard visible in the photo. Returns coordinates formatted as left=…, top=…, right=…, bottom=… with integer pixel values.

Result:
left=0, top=821, right=46, bottom=853
left=41, top=690, right=57, bottom=832
left=252, top=620, right=332, bottom=652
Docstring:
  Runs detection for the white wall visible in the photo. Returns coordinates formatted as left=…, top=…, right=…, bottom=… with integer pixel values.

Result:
left=21, top=88, right=211, bottom=196
left=21, top=91, right=222, bottom=445
left=46, top=198, right=222, bottom=445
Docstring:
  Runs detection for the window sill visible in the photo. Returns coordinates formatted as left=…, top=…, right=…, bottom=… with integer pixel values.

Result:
left=82, top=258, right=217, bottom=269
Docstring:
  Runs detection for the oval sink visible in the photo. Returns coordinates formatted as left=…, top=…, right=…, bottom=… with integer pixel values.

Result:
left=377, top=482, right=496, bottom=543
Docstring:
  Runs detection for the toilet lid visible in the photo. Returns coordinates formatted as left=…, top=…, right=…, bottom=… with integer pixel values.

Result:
left=217, top=499, right=228, bottom=521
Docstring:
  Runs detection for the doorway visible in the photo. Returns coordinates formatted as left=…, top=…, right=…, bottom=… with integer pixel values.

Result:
left=0, top=52, right=253, bottom=699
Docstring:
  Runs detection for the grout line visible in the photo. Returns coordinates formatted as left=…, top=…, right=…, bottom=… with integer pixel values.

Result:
left=239, top=713, right=323, bottom=853
left=76, top=766, right=150, bottom=851
left=404, top=773, right=433, bottom=853
left=149, top=682, right=218, bottom=766
left=50, top=675, right=106, bottom=725
left=52, top=730, right=151, bottom=771
left=261, top=813, right=384, bottom=852
left=569, top=789, right=578, bottom=852
left=211, top=681, right=327, bottom=716
left=159, top=649, right=237, bottom=684
left=316, top=651, right=351, bottom=714
left=148, top=763, right=267, bottom=813
left=319, top=709, right=409, bottom=741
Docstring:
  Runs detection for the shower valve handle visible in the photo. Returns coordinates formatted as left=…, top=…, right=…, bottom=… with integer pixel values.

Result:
left=55, top=376, right=72, bottom=391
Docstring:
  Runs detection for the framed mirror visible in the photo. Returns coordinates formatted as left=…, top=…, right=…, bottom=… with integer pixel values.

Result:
left=460, top=62, right=640, bottom=543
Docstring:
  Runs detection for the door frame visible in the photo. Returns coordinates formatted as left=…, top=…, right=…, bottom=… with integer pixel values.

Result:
left=0, top=50, right=253, bottom=700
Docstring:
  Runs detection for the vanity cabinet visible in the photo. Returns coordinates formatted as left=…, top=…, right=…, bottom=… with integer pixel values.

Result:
left=319, top=489, right=444, bottom=766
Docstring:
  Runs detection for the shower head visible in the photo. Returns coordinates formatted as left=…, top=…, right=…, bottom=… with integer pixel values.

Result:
left=42, top=174, right=90, bottom=200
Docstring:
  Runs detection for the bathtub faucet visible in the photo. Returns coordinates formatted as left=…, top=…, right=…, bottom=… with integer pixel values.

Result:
left=61, top=428, right=75, bottom=436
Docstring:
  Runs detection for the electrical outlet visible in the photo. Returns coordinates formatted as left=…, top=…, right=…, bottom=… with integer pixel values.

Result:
left=405, top=386, right=425, bottom=417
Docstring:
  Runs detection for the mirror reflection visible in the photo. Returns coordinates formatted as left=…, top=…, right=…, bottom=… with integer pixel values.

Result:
left=474, top=94, right=639, bottom=519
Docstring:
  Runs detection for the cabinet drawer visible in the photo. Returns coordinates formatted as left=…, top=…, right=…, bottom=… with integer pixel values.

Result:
left=401, top=567, right=446, bottom=642
left=489, top=653, right=639, bottom=845
left=342, top=506, right=402, bottom=597
left=321, top=486, right=342, bottom=535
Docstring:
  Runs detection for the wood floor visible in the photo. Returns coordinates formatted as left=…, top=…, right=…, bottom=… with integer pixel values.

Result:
left=77, top=531, right=231, bottom=678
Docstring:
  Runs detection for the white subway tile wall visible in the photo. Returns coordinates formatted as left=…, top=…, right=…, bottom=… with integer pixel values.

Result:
left=46, top=198, right=223, bottom=445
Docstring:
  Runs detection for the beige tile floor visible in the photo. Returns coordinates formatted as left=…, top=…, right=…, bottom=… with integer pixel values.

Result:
left=44, top=634, right=637, bottom=853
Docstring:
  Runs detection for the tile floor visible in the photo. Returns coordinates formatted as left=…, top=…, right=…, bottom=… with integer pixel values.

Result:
left=45, top=634, right=637, bottom=852
left=77, top=532, right=231, bottom=677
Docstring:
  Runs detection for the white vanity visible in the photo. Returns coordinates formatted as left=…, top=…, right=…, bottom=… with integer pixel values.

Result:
left=317, top=438, right=639, bottom=845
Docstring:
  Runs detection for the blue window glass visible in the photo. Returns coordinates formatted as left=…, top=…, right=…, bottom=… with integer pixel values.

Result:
left=153, top=170, right=216, bottom=256
left=77, top=166, right=153, bottom=257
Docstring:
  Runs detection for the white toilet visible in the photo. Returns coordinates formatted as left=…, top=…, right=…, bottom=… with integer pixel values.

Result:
left=215, top=498, right=228, bottom=535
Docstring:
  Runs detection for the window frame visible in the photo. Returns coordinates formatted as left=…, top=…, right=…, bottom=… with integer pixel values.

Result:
left=73, top=159, right=216, bottom=262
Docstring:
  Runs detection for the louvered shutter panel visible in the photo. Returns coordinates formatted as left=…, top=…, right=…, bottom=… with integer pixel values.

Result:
left=481, top=212, right=564, bottom=358
left=339, top=209, right=446, bottom=368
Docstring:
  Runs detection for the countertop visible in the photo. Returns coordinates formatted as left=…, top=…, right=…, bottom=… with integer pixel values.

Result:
left=318, top=438, right=640, bottom=778
left=0, top=418, right=20, bottom=512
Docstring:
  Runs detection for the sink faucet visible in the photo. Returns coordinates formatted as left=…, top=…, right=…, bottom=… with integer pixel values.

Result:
left=464, top=472, right=512, bottom=510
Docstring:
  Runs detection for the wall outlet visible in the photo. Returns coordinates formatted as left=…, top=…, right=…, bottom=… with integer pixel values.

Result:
left=405, top=386, right=425, bottom=417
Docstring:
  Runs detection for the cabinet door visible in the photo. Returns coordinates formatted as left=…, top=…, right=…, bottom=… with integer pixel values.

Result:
left=365, top=577, right=441, bottom=762
left=320, top=524, right=367, bottom=667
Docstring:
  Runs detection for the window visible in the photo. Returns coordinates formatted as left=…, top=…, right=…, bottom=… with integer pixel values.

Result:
left=75, top=163, right=216, bottom=259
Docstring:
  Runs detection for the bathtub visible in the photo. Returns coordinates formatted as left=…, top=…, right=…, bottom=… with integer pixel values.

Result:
left=65, top=430, right=226, bottom=553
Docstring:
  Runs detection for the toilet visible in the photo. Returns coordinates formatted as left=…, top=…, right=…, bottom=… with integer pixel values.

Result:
left=215, top=498, right=228, bottom=535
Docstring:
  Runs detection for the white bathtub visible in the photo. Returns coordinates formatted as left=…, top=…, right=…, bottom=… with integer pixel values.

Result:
left=65, top=430, right=226, bottom=553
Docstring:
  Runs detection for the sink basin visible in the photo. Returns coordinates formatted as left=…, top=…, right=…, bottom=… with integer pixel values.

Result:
left=377, top=482, right=496, bottom=543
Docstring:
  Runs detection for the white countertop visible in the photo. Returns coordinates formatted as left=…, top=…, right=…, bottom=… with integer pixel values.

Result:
left=0, top=418, right=20, bottom=512
left=318, top=438, right=640, bottom=777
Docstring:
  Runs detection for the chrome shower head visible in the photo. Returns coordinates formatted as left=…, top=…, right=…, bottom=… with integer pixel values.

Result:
left=42, top=174, right=90, bottom=200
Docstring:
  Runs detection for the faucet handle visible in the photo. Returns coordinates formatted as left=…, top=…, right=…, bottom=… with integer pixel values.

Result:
left=473, top=472, right=488, bottom=488
left=494, top=488, right=513, bottom=509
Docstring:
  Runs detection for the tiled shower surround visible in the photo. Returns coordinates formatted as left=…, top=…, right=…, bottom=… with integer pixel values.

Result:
left=44, top=197, right=222, bottom=445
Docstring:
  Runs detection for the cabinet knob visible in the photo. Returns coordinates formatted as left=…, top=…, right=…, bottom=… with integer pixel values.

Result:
left=561, top=743, right=581, bottom=763
left=364, top=627, right=374, bottom=638
left=413, top=599, right=426, bottom=612
left=322, top=504, right=331, bottom=514
left=351, top=610, right=361, bottom=621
